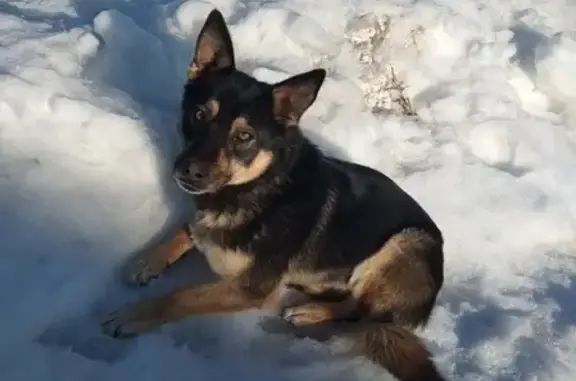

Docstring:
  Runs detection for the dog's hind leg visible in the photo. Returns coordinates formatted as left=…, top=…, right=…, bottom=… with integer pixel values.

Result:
left=347, top=228, right=443, bottom=328
left=268, top=229, right=446, bottom=381
left=343, top=228, right=445, bottom=381
left=126, top=225, right=195, bottom=286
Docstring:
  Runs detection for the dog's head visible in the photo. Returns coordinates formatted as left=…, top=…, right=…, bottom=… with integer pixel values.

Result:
left=172, top=9, right=326, bottom=195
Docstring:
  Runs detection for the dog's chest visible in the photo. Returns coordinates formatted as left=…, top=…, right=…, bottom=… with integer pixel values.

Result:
left=189, top=223, right=254, bottom=277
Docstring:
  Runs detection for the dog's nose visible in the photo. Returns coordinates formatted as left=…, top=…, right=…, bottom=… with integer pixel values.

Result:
left=183, top=162, right=210, bottom=180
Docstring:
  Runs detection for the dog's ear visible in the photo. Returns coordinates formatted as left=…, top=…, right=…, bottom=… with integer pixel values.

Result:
left=271, top=69, right=326, bottom=124
left=187, top=9, right=235, bottom=80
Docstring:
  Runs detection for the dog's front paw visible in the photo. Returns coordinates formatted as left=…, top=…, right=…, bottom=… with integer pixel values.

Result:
left=282, top=303, right=334, bottom=326
left=125, top=250, right=168, bottom=286
left=101, top=303, right=158, bottom=338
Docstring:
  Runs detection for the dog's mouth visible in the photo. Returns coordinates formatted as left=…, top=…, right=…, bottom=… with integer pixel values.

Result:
left=173, top=176, right=217, bottom=195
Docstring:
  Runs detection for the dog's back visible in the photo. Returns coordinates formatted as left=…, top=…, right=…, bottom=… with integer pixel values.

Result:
left=314, top=157, right=442, bottom=267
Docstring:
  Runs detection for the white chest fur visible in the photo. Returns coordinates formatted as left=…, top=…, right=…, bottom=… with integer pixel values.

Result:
left=192, top=233, right=253, bottom=278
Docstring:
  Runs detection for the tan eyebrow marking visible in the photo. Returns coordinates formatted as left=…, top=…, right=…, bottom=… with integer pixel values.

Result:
left=205, top=99, right=219, bottom=120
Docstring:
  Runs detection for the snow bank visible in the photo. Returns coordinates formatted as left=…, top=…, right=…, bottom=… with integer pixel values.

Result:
left=1, top=0, right=575, bottom=380
left=534, top=31, right=576, bottom=105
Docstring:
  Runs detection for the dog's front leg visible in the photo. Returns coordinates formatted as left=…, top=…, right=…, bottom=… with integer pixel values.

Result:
left=126, top=225, right=195, bottom=286
left=102, top=279, right=264, bottom=338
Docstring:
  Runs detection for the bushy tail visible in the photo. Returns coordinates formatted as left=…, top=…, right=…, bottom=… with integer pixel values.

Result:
left=345, top=323, right=446, bottom=381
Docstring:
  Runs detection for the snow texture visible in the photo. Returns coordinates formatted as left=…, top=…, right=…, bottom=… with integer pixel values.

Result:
left=1, top=0, right=576, bottom=380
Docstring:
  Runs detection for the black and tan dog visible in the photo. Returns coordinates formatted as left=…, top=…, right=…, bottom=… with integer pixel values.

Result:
left=101, top=9, right=446, bottom=381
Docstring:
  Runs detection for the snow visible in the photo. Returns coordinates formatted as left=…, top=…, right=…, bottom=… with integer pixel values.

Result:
left=1, top=0, right=575, bottom=380
left=534, top=31, right=576, bottom=105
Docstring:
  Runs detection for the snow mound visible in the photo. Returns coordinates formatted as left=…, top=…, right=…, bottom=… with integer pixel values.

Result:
left=534, top=31, right=576, bottom=104
left=1, top=1, right=576, bottom=381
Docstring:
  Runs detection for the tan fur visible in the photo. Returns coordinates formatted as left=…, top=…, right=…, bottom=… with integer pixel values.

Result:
left=230, top=116, right=250, bottom=132
left=101, top=279, right=265, bottom=337
left=227, top=150, right=274, bottom=185
left=187, top=28, right=231, bottom=79
left=208, top=117, right=274, bottom=186
left=229, top=118, right=274, bottom=185
left=126, top=227, right=194, bottom=285
left=279, top=269, right=350, bottom=296
left=351, top=324, right=441, bottom=381
left=196, top=208, right=250, bottom=229
left=196, top=241, right=254, bottom=278
left=348, top=228, right=438, bottom=327
left=272, top=82, right=318, bottom=124
left=187, top=62, right=202, bottom=80
left=205, top=99, right=219, bottom=120
left=281, top=300, right=357, bottom=325
left=196, top=32, right=223, bottom=65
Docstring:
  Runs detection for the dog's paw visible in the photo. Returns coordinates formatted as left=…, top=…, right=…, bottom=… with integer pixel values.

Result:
left=282, top=303, right=334, bottom=326
left=101, top=304, right=157, bottom=338
left=263, top=283, right=315, bottom=315
left=125, top=251, right=168, bottom=286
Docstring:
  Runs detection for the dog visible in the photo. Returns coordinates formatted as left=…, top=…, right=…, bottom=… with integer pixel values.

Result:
left=101, top=9, right=446, bottom=381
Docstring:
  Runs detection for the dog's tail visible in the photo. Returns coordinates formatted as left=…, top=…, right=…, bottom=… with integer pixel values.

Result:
left=342, top=321, right=446, bottom=381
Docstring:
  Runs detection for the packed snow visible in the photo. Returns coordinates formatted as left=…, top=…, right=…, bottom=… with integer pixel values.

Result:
left=1, top=0, right=576, bottom=380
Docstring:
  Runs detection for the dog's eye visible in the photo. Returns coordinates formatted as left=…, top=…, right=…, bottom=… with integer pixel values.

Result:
left=237, top=131, right=252, bottom=141
left=235, top=130, right=254, bottom=143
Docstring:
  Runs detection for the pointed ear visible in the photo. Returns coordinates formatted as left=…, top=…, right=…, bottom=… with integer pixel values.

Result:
left=272, top=69, right=326, bottom=124
left=187, top=9, right=235, bottom=80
